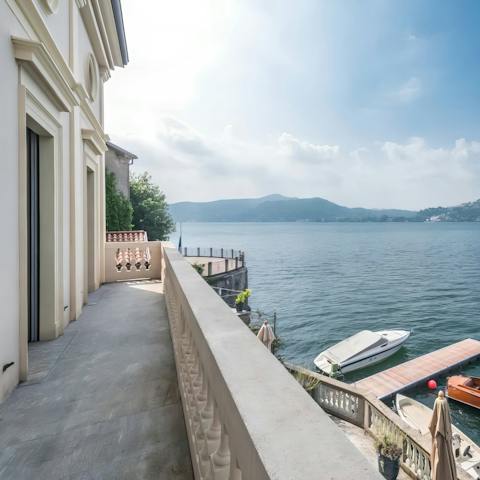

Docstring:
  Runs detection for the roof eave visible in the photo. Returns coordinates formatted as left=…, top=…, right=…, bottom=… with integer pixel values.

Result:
left=110, top=0, right=128, bottom=66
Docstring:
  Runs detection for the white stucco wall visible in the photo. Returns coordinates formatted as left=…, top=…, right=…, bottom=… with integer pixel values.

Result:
left=0, top=0, right=121, bottom=402
left=77, top=16, right=102, bottom=120
left=0, top=0, right=25, bottom=402
left=33, top=0, right=70, bottom=61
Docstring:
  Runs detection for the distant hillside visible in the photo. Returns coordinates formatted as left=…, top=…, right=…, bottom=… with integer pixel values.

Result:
left=416, top=199, right=480, bottom=222
left=169, top=195, right=417, bottom=222
left=170, top=194, right=292, bottom=222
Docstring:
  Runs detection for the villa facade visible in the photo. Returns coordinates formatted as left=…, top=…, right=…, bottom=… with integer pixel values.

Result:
left=0, top=0, right=128, bottom=401
left=0, top=4, right=448, bottom=479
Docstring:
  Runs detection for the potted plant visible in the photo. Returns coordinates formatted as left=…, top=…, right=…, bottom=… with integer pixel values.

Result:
left=375, top=434, right=402, bottom=480
left=191, top=263, right=204, bottom=275
left=234, top=289, right=251, bottom=312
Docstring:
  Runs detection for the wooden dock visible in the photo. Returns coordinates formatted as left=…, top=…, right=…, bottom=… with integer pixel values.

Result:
left=354, top=338, right=480, bottom=399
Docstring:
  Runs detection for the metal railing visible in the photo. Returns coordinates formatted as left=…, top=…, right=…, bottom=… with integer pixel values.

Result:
left=182, top=247, right=246, bottom=277
left=181, top=247, right=245, bottom=262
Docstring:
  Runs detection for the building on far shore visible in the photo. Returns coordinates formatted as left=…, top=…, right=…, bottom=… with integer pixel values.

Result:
left=105, top=141, right=137, bottom=199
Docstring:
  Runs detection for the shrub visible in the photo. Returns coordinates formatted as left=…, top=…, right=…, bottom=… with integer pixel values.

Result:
left=130, top=172, right=175, bottom=240
left=106, top=172, right=133, bottom=231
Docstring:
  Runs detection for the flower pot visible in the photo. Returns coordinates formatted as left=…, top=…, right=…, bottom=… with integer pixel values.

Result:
left=378, top=454, right=400, bottom=480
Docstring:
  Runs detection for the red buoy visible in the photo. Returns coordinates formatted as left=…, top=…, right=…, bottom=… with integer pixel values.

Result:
left=427, top=379, right=437, bottom=390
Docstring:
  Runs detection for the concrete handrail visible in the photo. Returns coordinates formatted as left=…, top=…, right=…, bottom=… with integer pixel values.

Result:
left=162, top=247, right=381, bottom=479
left=286, top=364, right=471, bottom=480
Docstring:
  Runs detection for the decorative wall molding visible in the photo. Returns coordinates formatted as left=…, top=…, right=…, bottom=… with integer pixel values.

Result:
left=91, top=0, right=114, bottom=67
left=86, top=53, right=99, bottom=101
left=12, top=0, right=109, bottom=138
left=15, top=0, right=78, bottom=84
left=99, top=66, right=110, bottom=82
left=82, top=128, right=107, bottom=155
left=76, top=0, right=111, bottom=69
left=97, top=0, right=123, bottom=67
left=41, top=0, right=59, bottom=14
left=78, top=91, right=107, bottom=142
left=12, top=37, right=79, bottom=112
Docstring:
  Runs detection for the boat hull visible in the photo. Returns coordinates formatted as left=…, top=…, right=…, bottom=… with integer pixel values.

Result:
left=314, top=329, right=410, bottom=375
left=341, top=344, right=403, bottom=373
left=396, top=394, right=480, bottom=479
left=447, top=376, right=480, bottom=410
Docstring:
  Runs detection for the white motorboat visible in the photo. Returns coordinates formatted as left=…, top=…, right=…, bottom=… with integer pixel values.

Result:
left=396, top=394, right=480, bottom=479
left=313, top=329, right=410, bottom=376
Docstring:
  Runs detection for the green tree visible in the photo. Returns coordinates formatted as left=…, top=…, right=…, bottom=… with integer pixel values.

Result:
left=105, top=171, right=133, bottom=231
left=130, top=172, right=175, bottom=240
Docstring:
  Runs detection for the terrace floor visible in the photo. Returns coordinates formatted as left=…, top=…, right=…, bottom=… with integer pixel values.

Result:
left=0, top=281, right=193, bottom=480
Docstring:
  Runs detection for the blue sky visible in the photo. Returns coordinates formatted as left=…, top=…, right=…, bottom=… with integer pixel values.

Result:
left=105, top=0, right=480, bottom=209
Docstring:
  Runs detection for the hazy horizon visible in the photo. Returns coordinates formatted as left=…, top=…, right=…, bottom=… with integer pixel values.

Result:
left=105, top=1, right=480, bottom=210
left=169, top=193, right=479, bottom=212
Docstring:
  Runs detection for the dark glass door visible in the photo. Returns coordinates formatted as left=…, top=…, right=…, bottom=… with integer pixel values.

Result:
left=27, top=128, right=40, bottom=342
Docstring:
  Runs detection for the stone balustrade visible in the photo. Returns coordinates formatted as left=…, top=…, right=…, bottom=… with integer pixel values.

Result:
left=104, top=240, right=163, bottom=282
left=162, top=246, right=381, bottom=480
left=287, top=364, right=471, bottom=480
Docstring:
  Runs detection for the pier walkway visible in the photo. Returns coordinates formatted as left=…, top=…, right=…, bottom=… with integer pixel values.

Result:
left=355, top=338, right=480, bottom=399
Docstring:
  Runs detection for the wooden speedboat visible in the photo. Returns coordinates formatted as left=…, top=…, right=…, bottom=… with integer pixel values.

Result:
left=447, top=375, right=480, bottom=410
left=396, top=394, right=480, bottom=479
left=313, top=329, right=410, bottom=376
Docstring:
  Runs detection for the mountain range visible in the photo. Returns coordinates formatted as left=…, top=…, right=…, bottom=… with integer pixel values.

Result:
left=169, top=195, right=480, bottom=223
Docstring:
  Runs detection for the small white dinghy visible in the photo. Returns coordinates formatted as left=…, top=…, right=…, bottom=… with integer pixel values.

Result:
left=313, top=329, right=410, bottom=376
left=396, top=394, right=480, bottom=479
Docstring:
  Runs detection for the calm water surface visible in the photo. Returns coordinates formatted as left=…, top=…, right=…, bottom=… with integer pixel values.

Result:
left=171, top=222, right=480, bottom=441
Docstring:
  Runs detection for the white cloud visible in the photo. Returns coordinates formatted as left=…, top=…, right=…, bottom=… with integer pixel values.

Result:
left=157, top=117, right=212, bottom=156
left=110, top=119, right=480, bottom=210
left=278, top=133, right=340, bottom=163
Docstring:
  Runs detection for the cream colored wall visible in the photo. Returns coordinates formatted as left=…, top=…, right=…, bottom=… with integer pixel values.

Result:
left=33, top=0, right=70, bottom=60
left=0, top=0, right=25, bottom=403
left=0, top=0, right=120, bottom=402
left=77, top=17, right=102, bottom=120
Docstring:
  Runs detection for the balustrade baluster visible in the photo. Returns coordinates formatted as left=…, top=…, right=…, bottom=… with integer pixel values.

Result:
left=229, top=459, right=242, bottom=480
left=198, top=392, right=217, bottom=477
left=422, top=453, right=431, bottom=480
left=210, top=423, right=231, bottom=480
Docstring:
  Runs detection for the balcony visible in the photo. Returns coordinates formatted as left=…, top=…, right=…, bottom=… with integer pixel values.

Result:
left=0, top=244, right=383, bottom=479
left=0, top=280, right=192, bottom=479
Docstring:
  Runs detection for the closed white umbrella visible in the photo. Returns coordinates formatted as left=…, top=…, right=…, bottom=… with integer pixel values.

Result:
left=257, top=320, right=276, bottom=351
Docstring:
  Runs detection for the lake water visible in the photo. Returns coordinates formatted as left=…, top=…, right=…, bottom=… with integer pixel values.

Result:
left=171, top=222, right=480, bottom=442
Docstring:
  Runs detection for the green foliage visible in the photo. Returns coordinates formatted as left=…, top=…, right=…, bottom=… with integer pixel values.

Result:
left=130, top=172, right=175, bottom=240
left=235, top=289, right=251, bottom=305
left=105, top=172, right=133, bottom=231
left=375, top=434, right=402, bottom=461
left=191, top=263, right=205, bottom=275
left=416, top=199, right=480, bottom=222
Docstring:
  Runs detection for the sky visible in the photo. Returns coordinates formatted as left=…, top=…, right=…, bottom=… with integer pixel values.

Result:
left=105, top=0, right=480, bottom=210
